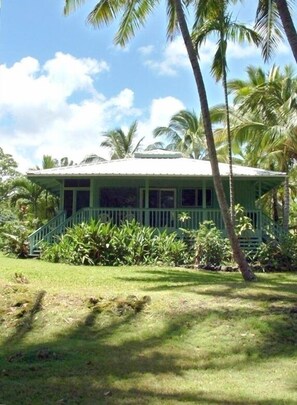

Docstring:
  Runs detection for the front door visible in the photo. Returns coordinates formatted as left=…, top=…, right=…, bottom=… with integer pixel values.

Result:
left=64, top=190, right=90, bottom=217
left=142, top=189, right=176, bottom=228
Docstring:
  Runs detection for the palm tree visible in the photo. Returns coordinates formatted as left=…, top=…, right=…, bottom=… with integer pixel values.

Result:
left=100, top=121, right=144, bottom=159
left=33, top=155, right=60, bottom=217
left=60, top=157, right=74, bottom=166
left=153, top=110, right=208, bottom=159
left=192, top=0, right=260, bottom=223
left=10, top=177, right=44, bottom=218
left=229, top=64, right=297, bottom=230
left=255, top=0, right=297, bottom=63
left=64, top=0, right=256, bottom=280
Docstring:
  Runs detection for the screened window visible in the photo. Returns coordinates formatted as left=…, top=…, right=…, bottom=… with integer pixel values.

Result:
left=100, top=188, right=137, bottom=208
left=181, top=188, right=212, bottom=207
left=141, top=189, right=176, bottom=209
left=64, top=179, right=90, bottom=188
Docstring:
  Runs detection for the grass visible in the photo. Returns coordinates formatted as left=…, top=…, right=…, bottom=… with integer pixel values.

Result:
left=0, top=253, right=297, bottom=404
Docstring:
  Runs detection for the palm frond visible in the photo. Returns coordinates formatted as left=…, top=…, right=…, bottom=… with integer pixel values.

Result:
left=255, top=0, right=283, bottom=61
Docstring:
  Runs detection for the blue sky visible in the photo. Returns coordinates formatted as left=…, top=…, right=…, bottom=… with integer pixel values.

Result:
left=0, top=0, right=295, bottom=171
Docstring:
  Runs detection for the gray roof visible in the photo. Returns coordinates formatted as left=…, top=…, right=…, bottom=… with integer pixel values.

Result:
left=27, top=153, right=285, bottom=178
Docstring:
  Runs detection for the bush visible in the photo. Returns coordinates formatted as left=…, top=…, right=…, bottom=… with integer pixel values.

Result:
left=1, top=223, right=30, bottom=258
left=255, top=233, right=297, bottom=271
left=193, top=221, right=231, bottom=267
left=41, top=219, right=190, bottom=266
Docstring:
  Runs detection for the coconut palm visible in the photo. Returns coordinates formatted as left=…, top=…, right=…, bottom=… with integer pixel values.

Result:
left=255, top=0, right=297, bottom=63
left=100, top=121, right=144, bottom=159
left=229, top=64, right=297, bottom=230
left=153, top=110, right=208, bottom=159
left=192, top=0, right=260, bottom=223
left=64, top=0, right=256, bottom=280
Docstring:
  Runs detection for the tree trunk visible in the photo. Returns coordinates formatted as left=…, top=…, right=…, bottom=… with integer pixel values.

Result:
left=276, top=0, right=297, bottom=63
left=173, top=0, right=256, bottom=281
left=222, top=64, right=235, bottom=225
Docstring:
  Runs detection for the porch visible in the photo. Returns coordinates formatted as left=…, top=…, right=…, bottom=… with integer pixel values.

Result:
left=28, top=207, right=283, bottom=256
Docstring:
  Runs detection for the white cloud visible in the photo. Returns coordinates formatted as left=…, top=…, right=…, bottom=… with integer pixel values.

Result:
left=138, top=45, right=155, bottom=56
left=0, top=53, right=185, bottom=172
left=143, top=34, right=292, bottom=78
left=144, top=37, right=190, bottom=76
left=0, top=53, right=141, bottom=171
left=138, top=96, right=185, bottom=146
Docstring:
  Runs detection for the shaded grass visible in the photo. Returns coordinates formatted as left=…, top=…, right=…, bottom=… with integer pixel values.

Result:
left=0, top=253, right=297, bottom=404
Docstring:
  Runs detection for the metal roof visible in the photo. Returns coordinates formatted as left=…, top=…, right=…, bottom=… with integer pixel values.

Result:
left=27, top=155, right=286, bottom=178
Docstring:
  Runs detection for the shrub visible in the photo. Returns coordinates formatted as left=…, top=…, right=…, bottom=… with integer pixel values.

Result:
left=255, top=233, right=297, bottom=271
left=194, top=221, right=230, bottom=267
left=1, top=223, right=30, bottom=258
left=155, top=231, right=190, bottom=266
left=42, top=221, right=117, bottom=265
left=41, top=219, right=189, bottom=266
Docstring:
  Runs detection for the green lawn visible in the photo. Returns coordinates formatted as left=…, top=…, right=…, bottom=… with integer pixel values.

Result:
left=0, top=253, right=297, bottom=405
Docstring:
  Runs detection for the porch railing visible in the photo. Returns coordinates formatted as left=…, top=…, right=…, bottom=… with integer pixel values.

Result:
left=28, top=207, right=266, bottom=255
left=28, top=210, right=66, bottom=255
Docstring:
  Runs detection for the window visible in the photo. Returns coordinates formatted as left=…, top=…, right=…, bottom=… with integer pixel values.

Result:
left=181, top=188, right=212, bottom=207
left=141, top=189, right=176, bottom=209
left=64, top=179, right=90, bottom=188
left=100, top=188, right=137, bottom=208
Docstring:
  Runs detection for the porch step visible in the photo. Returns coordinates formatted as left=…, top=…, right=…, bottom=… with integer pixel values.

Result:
left=28, top=248, right=42, bottom=258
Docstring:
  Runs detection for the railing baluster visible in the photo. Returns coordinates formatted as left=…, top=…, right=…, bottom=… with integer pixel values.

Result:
left=29, top=207, right=283, bottom=255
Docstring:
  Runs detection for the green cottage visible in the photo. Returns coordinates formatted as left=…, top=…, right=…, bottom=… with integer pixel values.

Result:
left=26, top=150, right=286, bottom=255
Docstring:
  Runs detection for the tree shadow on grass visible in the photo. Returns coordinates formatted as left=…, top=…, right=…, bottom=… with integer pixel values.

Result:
left=3, top=289, right=46, bottom=346
left=1, top=275, right=297, bottom=404
left=117, top=268, right=297, bottom=304
left=116, top=268, right=297, bottom=374
left=2, top=307, right=297, bottom=405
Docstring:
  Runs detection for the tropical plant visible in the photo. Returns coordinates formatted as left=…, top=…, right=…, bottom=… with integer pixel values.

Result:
left=64, top=0, right=255, bottom=281
left=100, top=121, right=144, bottom=159
left=229, top=64, right=297, bottom=230
left=41, top=219, right=189, bottom=266
left=34, top=155, right=74, bottom=169
left=194, top=220, right=231, bottom=267
left=9, top=177, right=44, bottom=218
left=2, top=226, right=30, bottom=258
left=255, top=233, right=297, bottom=271
left=153, top=110, right=208, bottom=159
left=255, top=0, right=297, bottom=63
left=192, top=0, right=260, bottom=222
left=234, top=204, right=254, bottom=237
left=0, top=147, right=20, bottom=202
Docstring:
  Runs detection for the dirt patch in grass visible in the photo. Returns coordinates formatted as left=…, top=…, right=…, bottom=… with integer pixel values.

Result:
left=87, top=295, right=151, bottom=316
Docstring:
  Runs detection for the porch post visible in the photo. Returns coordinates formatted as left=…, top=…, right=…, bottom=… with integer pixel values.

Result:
left=259, top=180, right=262, bottom=239
left=145, top=178, right=150, bottom=226
left=90, top=179, right=94, bottom=208
left=202, top=179, right=207, bottom=222
left=60, top=182, right=64, bottom=211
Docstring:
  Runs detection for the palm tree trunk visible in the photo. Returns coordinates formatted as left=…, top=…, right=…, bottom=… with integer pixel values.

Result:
left=276, top=0, right=297, bottom=63
left=173, top=0, right=256, bottom=281
left=222, top=65, right=235, bottom=225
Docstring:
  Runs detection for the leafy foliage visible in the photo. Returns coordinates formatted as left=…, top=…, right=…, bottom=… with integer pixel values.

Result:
left=41, top=220, right=190, bottom=266
left=234, top=204, right=254, bottom=236
left=194, top=220, right=231, bottom=267
left=1, top=224, right=30, bottom=258
left=255, top=233, right=297, bottom=271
